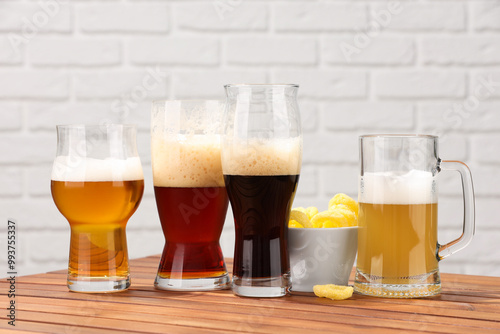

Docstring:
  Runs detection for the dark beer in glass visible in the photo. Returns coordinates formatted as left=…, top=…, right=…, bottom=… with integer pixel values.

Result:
left=222, top=84, right=302, bottom=297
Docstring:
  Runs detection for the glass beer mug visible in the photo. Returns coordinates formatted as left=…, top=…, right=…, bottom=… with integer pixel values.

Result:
left=354, top=135, right=475, bottom=298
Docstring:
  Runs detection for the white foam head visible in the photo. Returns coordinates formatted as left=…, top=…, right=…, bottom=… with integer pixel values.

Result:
left=152, top=134, right=224, bottom=187
left=52, top=156, right=144, bottom=182
left=359, top=170, right=437, bottom=204
left=222, top=138, right=302, bottom=176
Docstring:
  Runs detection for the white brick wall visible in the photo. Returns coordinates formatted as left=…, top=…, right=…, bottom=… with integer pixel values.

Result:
left=1, top=0, right=500, bottom=279
left=371, top=3, right=465, bottom=31
left=0, top=36, right=23, bottom=64
left=78, top=4, right=168, bottom=33
left=130, top=37, right=219, bottom=65
left=374, top=71, right=466, bottom=98
left=323, top=37, right=415, bottom=65
left=274, top=3, right=367, bottom=31
left=30, top=38, right=122, bottom=66
left=226, top=37, right=317, bottom=65
left=0, top=102, right=22, bottom=130
left=175, top=3, right=268, bottom=31
left=274, top=70, right=367, bottom=98
left=0, top=3, right=72, bottom=33
left=421, top=37, right=500, bottom=65
left=472, top=2, right=500, bottom=31
left=0, top=70, right=69, bottom=99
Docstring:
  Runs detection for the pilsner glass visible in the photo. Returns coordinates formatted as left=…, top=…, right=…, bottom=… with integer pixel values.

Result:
left=222, top=84, right=302, bottom=297
left=51, top=125, right=144, bottom=293
left=355, top=135, right=475, bottom=298
left=152, top=100, right=230, bottom=291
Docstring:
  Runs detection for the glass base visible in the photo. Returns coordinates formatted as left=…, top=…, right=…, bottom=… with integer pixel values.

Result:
left=154, top=273, right=231, bottom=291
left=232, top=275, right=290, bottom=298
left=354, top=282, right=441, bottom=298
left=67, top=276, right=130, bottom=293
left=354, top=269, right=441, bottom=298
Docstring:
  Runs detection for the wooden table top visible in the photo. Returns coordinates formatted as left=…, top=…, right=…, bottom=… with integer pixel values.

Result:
left=1, top=255, right=499, bottom=333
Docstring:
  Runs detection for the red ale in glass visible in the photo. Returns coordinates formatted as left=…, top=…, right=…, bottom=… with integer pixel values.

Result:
left=155, top=186, right=229, bottom=280
left=151, top=99, right=230, bottom=291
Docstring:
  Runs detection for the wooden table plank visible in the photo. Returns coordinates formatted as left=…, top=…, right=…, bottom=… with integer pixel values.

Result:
left=6, top=283, right=500, bottom=322
left=1, top=255, right=499, bottom=333
left=12, top=294, right=500, bottom=334
left=0, top=321, right=146, bottom=334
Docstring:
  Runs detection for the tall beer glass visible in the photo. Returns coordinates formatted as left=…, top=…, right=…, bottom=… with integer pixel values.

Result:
left=51, top=125, right=144, bottom=293
left=355, top=135, right=475, bottom=298
left=152, top=100, right=230, bottom=291
left=222, top=84, right=302, bottom=297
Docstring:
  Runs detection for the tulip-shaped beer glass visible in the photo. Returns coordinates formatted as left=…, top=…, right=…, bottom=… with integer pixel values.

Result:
left=222, top=84, right=302, bottom=297
left=51, top=125, right=144, bottom=293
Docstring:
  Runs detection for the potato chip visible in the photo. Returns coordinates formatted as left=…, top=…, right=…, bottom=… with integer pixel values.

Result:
left=288, top=220, right=303, bottom=228
left=293, top=207, right=307, bottom=214
left=290, top=209, right=313, bottom=228
left=328, top=193, right=359, bottom=217
left=310, top=210, right=348, bottom=228
left=293, top=206, right=319, bottom=220
left=305, top=206, right=319, bottom=220
left=313, top=284, right=354, bottom=300
left=321, top=220, right=336, bottom=228
left=329, top=205, right=357, bottom=227
left=329, top=203, right=349, bottom=211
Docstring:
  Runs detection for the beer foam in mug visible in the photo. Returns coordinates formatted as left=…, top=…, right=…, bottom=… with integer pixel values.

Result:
left=152, top=134, right=224, bottom=187
left=222, top=138, right=302, bottom=176
left=359, top=170, right=436, bottom=204
left=52, top=156, right=144, bottom=182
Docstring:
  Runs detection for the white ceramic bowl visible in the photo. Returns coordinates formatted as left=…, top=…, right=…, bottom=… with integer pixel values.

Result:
left=288, top=226, right=358, bottom=293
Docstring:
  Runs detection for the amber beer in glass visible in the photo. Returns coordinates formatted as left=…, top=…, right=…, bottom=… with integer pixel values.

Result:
left=355, top=135, right=475, bottom=298
left=51, top=125, right=144, bottom=292
left=222, top=84, right=302, bottom=297
left=152, top=100, right=230, bottom=290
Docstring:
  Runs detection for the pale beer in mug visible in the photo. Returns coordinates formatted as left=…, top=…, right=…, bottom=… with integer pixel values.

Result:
left=355, top=135, right=475, bottom=298
left=357, top=172, right=438, bottom=286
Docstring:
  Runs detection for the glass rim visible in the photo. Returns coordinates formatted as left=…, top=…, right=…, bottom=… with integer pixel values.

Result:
left=289, top=226, right=359, bottom=230
left=56, top=124, right=136, bottom=130
left=359, top=134, right=438, bottom=140
left=224, top=83, right=299, bottom=89
left=151, top=99, right=223, bottom=104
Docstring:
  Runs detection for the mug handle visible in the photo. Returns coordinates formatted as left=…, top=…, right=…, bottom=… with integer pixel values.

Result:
left=437, top=160, right=476, bottom=260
